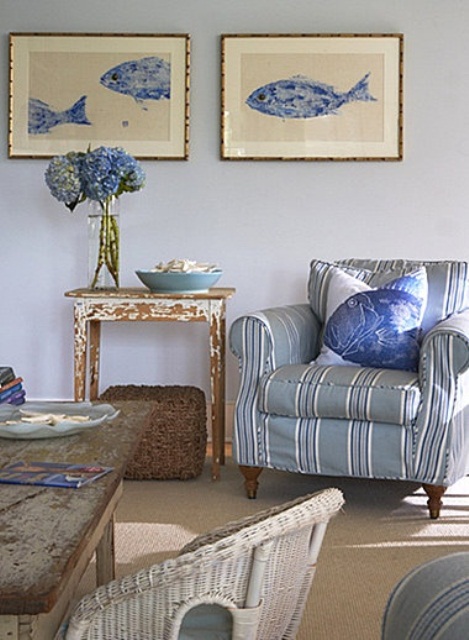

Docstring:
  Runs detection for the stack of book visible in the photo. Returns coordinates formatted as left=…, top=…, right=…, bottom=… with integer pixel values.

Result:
left=0, top=366, right=26, bottom=405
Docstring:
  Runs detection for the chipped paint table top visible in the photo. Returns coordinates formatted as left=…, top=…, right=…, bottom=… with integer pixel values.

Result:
left=65, top=287, right=236, bottom=481
left=0, top=402, right=146, bottom=640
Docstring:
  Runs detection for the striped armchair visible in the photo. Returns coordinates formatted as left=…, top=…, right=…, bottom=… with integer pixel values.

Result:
left=230, top=259, right=469, bottom=519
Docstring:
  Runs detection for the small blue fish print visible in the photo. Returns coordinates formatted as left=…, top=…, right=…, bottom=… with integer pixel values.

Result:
left=246, top=72, right=377, bottom=119
left=28, top=95, right=91, bottom=135
left=100, top=56, right=171, bottom=105
left=323, top=272, right=427, bottom=371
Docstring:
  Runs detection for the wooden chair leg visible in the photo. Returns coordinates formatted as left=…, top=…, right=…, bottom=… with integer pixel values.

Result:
left=239, top=466, right=263, bottom=499
left=422, top=484, right=447, bottom=519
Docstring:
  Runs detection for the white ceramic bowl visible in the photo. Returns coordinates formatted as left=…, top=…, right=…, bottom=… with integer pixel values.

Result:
left=135, top=269, right=223, bottom=293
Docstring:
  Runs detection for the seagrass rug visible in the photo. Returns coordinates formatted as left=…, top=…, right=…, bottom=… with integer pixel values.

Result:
left=76, top=457, right=469, bottom=639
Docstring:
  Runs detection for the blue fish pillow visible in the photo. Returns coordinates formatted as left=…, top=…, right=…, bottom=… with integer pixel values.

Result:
left=313, top=267, right=428, bottom=372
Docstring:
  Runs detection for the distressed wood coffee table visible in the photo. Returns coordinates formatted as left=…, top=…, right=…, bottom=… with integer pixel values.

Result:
left=0, top=402, right=146, bottom=640
left=65, top=287, right=236, bottom=480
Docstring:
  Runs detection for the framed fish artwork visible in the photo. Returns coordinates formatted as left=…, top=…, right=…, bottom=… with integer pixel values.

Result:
left=221, top=34, right=403, bottom=161
left=9, top=33, right=190, bottom=159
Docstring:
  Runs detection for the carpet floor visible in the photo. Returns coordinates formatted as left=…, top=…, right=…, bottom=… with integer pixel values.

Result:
left=76, top=457, right=469, bottom=639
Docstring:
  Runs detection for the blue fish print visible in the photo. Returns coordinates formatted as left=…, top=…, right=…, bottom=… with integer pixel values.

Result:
left=28, top=95, right=91, bottom=135
left=246, top=72, right=377, bottom=119
left=323, top=271, right=427, bottom=372
left=100, top=56, right=171, bottom=105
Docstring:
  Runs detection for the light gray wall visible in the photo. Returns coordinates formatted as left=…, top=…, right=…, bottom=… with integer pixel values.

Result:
left=2, top=1, right=469, bottom=402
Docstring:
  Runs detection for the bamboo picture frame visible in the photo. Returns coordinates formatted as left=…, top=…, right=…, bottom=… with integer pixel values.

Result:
left=9, top=33, right=191, bottom=159
left=221, top=33, right=403, bottom=161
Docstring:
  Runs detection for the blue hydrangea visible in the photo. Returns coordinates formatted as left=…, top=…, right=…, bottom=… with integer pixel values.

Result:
left=45, top=146, right=145, bottom=211
left=112, top=147, right=146, bottom=194
left=44, top=154, right=83, bottom=208
left=81, top=147, right=120, bottom=201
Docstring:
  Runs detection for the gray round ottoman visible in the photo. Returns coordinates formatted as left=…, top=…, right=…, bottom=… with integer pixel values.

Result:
left=382, top=552, right=469, bottom=639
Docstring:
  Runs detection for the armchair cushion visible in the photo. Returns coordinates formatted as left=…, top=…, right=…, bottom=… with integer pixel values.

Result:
left=314, top=267, right=428, bottom=371
left=259, top=364, right=420, bottom=425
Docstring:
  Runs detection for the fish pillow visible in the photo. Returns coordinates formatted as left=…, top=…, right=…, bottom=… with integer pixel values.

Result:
left=313, top=267, right=428, bottom=372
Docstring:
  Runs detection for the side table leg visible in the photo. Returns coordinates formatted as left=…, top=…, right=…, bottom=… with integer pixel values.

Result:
left=73, top=301, right=88, bottom=402
left=89, top=320, right=101, bottom=401
left=209, top=300, right=227, bottom=480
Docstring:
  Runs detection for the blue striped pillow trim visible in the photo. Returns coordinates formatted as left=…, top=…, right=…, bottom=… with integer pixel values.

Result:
left=383, top=553, right=469, bottom=640
left=410, top=581, right=469, bottom=639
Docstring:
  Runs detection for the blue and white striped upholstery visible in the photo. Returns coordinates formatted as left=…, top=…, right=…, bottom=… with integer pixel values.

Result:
left=382, top=552, right=469, bottom=640
left=259, top=364, right=420, bottom=426
left=230, top=259, right=469, bottom=491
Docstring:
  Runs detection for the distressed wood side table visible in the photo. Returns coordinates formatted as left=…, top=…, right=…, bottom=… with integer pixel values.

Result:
left=65, top=287, right=236, bottom=480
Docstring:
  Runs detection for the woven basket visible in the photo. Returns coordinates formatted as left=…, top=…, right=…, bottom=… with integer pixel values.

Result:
left=99, top=385, right=207, bottom=480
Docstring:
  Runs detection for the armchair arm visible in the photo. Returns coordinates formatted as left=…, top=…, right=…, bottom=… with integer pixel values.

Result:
left=230, top=303, right=320, bottom=371
left=229, top=304, right=320, bottom=466
left=414, top=309, right=469, bottom=483
left=420, top=309, right=469, bottom=377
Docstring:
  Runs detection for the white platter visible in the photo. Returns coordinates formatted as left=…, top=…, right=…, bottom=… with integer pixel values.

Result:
left=0, top=401, right=119, bottom=439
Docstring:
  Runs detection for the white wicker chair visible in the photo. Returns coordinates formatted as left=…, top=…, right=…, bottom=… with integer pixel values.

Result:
left=58, top=488, right=344, bottom=640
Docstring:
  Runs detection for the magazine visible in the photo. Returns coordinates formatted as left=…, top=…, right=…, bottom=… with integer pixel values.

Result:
left=0, top=460, right=113, bottom=488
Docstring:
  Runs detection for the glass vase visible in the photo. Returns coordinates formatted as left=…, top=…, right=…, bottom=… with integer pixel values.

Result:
left=88, top=197, right=120, bottom=289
